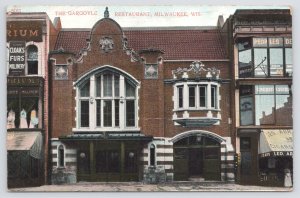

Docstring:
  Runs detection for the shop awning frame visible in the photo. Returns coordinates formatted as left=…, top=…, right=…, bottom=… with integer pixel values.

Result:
left=259, top=129, right=293, bottom=158
left=7, top=131, right=43, bottom=159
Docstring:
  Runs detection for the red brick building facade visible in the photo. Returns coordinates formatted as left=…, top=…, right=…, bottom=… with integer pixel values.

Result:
left=6, top=8, right=292, bottom=187
left=48, top=9, right=235, bottom=183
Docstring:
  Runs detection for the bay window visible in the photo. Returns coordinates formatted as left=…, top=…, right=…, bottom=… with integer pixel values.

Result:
left=178, top=86, right=183, bottom=108
left=77, top=69, right=138, bottom=130
left=211, top=86, right=217, bottom=109
left=238, top=37, right=292, bottom=78
left=240, top=85, right=292, bottom=126
left=175, top=82, right=219, bottom=111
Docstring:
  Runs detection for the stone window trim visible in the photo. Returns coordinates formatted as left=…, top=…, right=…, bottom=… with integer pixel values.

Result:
left=74, top=65, right=140, bottom=132
left=173, top=81, right=221, bottom=112
left=57, top=144, right=65, bottom=168
left=148, top=143, right=157, bottom=167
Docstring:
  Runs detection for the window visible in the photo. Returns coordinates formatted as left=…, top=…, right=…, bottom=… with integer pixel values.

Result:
left=240, top=86, right=254, bottom=126
left=240, top=85, right=292, bottom=126
left=211, top=86, right=217, bottom=109
left=58, top=145, right=64, bottom=167
left=175, top=83, right=219, bottom=110
left=79, top=81, right=90, bottom=127
left=199, top=86, right=206, bottom=107
left=178, top=86, right=183, bottom=108
left=7, top=97, right=39, bottom=129
left=77, top=70, right=138, bottom=130
left=238, top=37, right=292, bottom=78
left=150, top=144, right=156, bottom=166
left=188, top=86, right=196, bottom=107
left=27, top=45, right=38, bottom=75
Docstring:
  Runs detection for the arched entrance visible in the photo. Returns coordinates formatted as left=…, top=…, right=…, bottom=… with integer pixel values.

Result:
left=172, top=130, right=223, bottom=181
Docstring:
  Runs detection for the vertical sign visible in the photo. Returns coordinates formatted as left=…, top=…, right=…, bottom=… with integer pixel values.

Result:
left=9, top=41, right=25, bottom=76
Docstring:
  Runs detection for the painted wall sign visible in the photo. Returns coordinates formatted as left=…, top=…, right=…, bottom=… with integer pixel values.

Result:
left=7, top=76, right=44, bottom=86
left=253, top=38, right=267, bottom=47
left=7, top=21, right=43, bottom=42
left=284, top=37, right=292, bottom=47
left=7, top=87, right=40, bottom=96
left=259, top=129, right=293, bottom=158
left=9, top=41, right=25, bottom=76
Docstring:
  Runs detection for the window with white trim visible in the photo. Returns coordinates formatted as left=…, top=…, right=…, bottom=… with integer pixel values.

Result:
left=77, top=70, right=138, bottom=130
left=149, top=144, right=156, bottom=166
left=27, top=45, right=38, bottom=75
left=175, top=82, right=219, bottom=111
left=79, top=81, right=90, bottom=127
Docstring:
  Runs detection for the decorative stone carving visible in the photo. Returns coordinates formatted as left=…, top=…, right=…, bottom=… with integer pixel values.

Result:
left=99, top=37, right=114, bottom=53
left=172, top=61, right=220, bottom=79
left=55, top=65, right=68, bottom=80
left=122, top=35, right=140, bottom=62
left=104, top=7, right=109, bottom=18
left=145, top=64, right=158, bottom=79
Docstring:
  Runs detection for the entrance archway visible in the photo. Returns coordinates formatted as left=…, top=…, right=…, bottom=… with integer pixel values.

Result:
left=171, top=130, right=223, bottom=181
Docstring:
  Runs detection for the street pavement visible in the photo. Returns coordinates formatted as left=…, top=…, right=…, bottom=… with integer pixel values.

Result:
left=9, top=182, right=292, bottom=192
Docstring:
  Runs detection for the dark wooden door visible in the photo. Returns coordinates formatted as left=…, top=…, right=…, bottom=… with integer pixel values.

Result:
left=188, top=148, right=203, bottom=176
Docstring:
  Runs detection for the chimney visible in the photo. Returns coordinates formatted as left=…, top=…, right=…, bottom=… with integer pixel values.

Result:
left=217, top=15, right=224, bottom=28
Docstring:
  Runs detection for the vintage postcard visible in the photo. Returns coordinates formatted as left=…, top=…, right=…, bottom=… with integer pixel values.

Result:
left=6, top=5, right=293, bottom=191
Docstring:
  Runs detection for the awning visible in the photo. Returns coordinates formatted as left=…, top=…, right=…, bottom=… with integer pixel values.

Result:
left=259, top=129, right=293, bottom=158
left=7, top=132, right=43, bottom=159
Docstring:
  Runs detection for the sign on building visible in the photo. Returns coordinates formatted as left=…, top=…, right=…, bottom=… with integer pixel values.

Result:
left=9, top=41, right=25, bottom=76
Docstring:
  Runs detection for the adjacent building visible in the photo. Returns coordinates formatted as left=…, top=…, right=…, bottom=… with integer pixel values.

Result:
left=222, top=9, right=293, bottom=186
left=6, top=12, right=61, bottom=187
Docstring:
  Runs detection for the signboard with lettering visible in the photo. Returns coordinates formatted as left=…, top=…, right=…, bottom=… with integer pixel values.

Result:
left=284, top=37, right=292, bottom=47
left=268, top=38, right=283, bottom=47
left=7, top=76, right=44, bottom=86
left=7, top=21, right=43, bottom=42
left=259, top=129, right=293, bottom=158
left=253, top=38, right=267, bottom=47
left=9, top=41, right=25, bottom=76
left=7, top=77, right=44, bottom=97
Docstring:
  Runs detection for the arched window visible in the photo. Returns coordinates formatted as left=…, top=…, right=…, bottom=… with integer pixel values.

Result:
left=77, top=69, right=138, bottom=130
left=27, top=45, right=38, bottom=75
left=58, top=145, right=65, bottom=167
left=150, top=144, right=156, bottom=166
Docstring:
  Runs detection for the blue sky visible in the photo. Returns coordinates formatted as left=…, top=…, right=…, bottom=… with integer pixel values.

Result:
left=7, top=5, right=290, bottom=28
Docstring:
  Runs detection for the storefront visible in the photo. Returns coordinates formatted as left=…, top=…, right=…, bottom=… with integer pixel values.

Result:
left=7, top=76, right=45, bottom=187
left=7, top=132, right=43, bottom=188
left=51, top=132, right=152, bottom=183
left=258, top=129, right=293, bottom=186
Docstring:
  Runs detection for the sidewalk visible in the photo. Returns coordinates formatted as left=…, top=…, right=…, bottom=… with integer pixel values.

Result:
left=9, top=182, right=293, bottom=192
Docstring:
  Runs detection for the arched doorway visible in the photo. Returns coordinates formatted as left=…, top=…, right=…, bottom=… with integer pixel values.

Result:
left=172, top=131, right=223, bottom=181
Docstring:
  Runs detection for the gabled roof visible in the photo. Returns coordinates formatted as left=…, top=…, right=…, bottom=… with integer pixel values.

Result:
left=54, top=27, right=226, bottom=60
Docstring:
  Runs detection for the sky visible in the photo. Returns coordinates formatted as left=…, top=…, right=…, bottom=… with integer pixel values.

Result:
left=7, top=5, right=290, bottom=28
